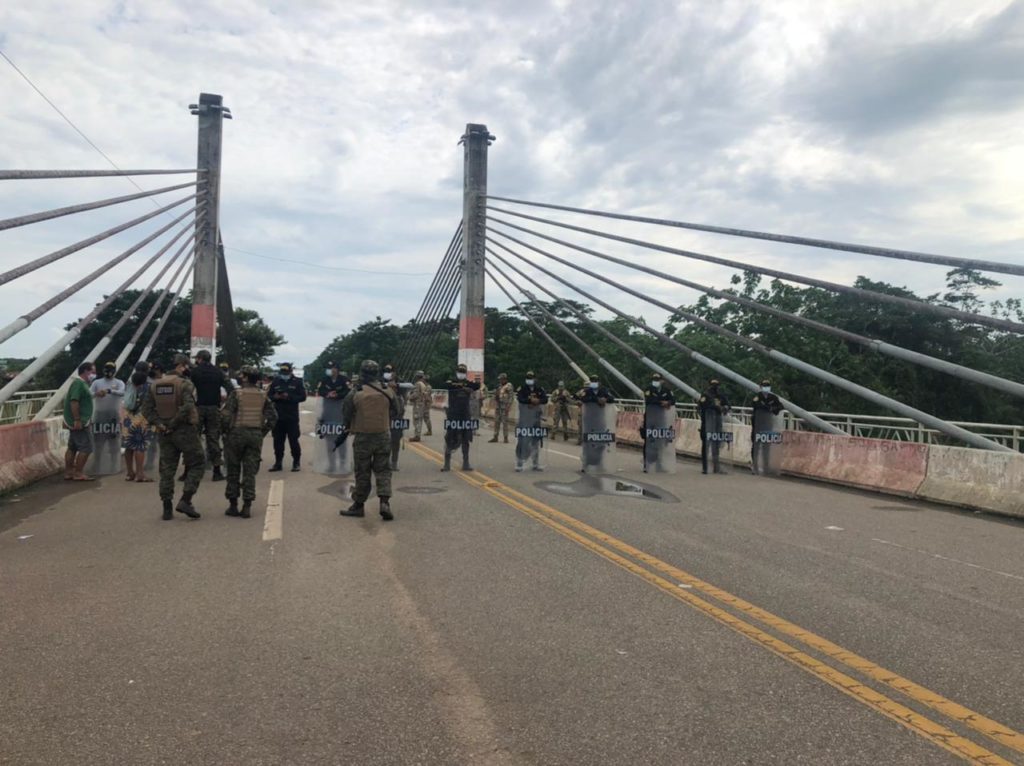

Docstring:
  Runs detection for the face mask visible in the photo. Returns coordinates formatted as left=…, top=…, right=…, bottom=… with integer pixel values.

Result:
left=558, top=382, right=564, bottom=388
left=651, top=381, right=661, bottom=389
left=105, top=372, right=115, bottom=379
left=589, top=382, right=599, bottom=390
left=86, top=373, right=97, bottom=383
left=279, top=372, right=291, bottom=379
left=383, top=372, right=393, bottom=381
left=456, top=372, right=467, bottom=380
left=761, top=386, right=771, bottom=393
left=525, top=379, right=535, bottom=386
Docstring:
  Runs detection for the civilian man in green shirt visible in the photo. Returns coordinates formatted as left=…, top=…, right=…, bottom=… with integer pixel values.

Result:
left=63, top=362, right=96, bottom=481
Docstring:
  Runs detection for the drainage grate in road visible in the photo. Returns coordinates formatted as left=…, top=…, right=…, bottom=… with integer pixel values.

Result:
left=535, top=475, right=679, bottom=503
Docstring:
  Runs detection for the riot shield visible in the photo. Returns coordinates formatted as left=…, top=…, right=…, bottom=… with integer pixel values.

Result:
left=313, top=397, right=352, bottom=475
left=144, top=438, right=159, bottom=473
left=390, top=402, right=410, bottom=469
left=643, top=404, right=677, bottom=474
left=580, top=401, right=616, bottom=475
left=443, top=405, right=478, bottom=470
left=87, top=393, right=122, bottom=475
left=701, top=410, right=731, bottom=473
left=515, top=401, right=547, bottom=471
left=751, top=410, right=783, bottom=476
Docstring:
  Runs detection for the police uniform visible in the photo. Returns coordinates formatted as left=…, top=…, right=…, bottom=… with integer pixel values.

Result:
left=515, top=375, right=548, bottom=471
left=699, top=380, right=731, bottom=474
left=643, top=374, right=676, bottom=473
left=751, top=380, right=783, bottom=475
left=190, top=356, right=228, bottom=479
left=408, top=373, right=432, bottom=440
left=551, top=383, right=573, bottom=440
left=340, top=360, right=399, bottom=521
left=267, top=364, right=307, bottom=471
left=444, top=365, right=480, bottom=471
left=489, top=376, right=514, bottom=443
left=575, top=378, right=616, bottom=472
left=317, top=364, right=351, bottom=401
left=222, top=374, right=277, bottom=517
left=140, top=365, right=203, bottom=520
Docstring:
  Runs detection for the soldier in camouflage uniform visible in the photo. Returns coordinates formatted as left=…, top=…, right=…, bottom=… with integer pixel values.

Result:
left=222, top=366, right=277, bottom=518
left=488, top=373, right=514, bottom=443
left=339, top=360, right=400, bottom=521
left=408, top=370, right=432, bottom=441
left=140, top=353, right=204, bottom=520
left=551, top=380, right=573, bottom=440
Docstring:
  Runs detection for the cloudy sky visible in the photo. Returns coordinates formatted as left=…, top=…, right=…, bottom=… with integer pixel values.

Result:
left=1, top=0, right=1021, bottom=371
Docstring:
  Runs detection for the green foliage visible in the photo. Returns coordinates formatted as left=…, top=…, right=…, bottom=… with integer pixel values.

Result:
left=307, top=274, right=1023, bottom=426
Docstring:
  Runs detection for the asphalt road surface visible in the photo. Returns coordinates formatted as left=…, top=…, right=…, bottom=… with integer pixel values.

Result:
left=2, top=408, right=1023, bottom=765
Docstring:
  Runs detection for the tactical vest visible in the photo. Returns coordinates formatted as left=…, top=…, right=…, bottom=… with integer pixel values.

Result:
left=153, top=375, right=184, bottom=420
left=235, top=388, right=266, bottom=428
left=350, top=384, right=393, bottom=433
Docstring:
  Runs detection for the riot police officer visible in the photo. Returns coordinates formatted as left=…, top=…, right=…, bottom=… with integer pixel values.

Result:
left=339, top=360, right=400, bottom=521
left=575, top=375, right=616, bottom=473
left=515, top=371, right=548, bottom=471
left=317, top=361, right=350, bottom=401
left=643, top=372, right=676, bottom=473
left=699, top=378, right=731, bottom=474
left=267, top=362, right=307, bottom=472
left=444, top=363, right=480, bottom=471
left=140, top=353, right=203, bottom=520
left=751, top=378, right=783, bottom=475
left=383, top=363, right=412, bottom=471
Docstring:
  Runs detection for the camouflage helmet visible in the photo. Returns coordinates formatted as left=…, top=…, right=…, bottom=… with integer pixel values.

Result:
left=414, top=370, right=425, bottom=378
left=360, top=359, right=380, bottom=377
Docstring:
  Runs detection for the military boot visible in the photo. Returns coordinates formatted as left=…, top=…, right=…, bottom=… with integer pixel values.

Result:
left=441, top=450, right=452, bottom=472
left=503, top=434, right=509, bottom=444
left=268, top=460, right=283, bottom=472
left=240, top=502, right=252, bottom=519
left=212, top=466, right=225, bottom=482
left=340, top=502, right=365, bottom=517
left=461, top=443, right=473, bottom=472
left=176, top=494, right=201, bottom=519
left=291, top=459, right=301, bottom=472
left=162, top=499, right=174, bottom=521
left=409, top=435, right=421, bottom=443
left=225, top=499, right=241, bottom=517
left=379, top=497, right=393, bottom=521
left=487, top=435, right=498, bottom=443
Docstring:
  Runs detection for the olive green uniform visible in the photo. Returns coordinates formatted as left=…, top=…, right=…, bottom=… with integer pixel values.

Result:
left=551, top=386, right=573, bottom=439
left=493, top=382, right=514, bottom=441
left=222, top=386, right=277, bottom=503
left=141, top=373, right=204, bottom=501
left=342, top=380, right=400, bottom=503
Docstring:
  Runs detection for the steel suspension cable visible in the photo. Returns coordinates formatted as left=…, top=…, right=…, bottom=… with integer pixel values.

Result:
left=32, top=229, right=201, bottom=420
left=488, top=227, right=1009, bottom=451
left=487, top=210, right=1024, bottom=335
left=397, top=227, right=463, bottom=373
left=0, top=180, right=201, bottom=232
left=0, top=214, right=200, bottom=407
left=490, top=219, right=1024, bottom=400
left=485, top=267, right=589, bottom=382
left=486, top=196, right=1024, bottom=278
left=0, top=169, right=204, bottom=180
left=488, top=259, right=643, bottom=397
left=138, top=253, right=198, bottom=363
left=403, top=254, right=464, bottom=377
left=398, top=258, right=460, bottom=374
left=0, top=203, right=202, bottom=346
left=0, top=192, right=201, bottom=286
left=486, top=237, right=842, bottom=434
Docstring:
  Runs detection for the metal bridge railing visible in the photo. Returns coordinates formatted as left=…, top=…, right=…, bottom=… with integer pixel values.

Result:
left=0, top=389, right=59, bottom=425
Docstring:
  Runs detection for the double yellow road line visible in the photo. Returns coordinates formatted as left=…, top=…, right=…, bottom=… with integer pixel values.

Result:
left=409, top=442, right=1024, bottom=765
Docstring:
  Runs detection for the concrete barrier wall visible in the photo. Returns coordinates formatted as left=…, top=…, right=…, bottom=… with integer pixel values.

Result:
left=918, top=446, right=1024, bottom=518
left=0, top=417, right=67, bottom=494
left=781, top=432, right=929, bottom=497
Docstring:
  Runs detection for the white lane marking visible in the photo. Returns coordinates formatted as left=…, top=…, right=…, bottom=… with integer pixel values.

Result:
left=263, top=480, right=284, bottom=542
left=548, top=448, right=579, bottom=460
left=825, top=526, right=844, bottom=531
left=872, top=538, right=1024, bottom=581
left=300, top=409, right=314, bottom=415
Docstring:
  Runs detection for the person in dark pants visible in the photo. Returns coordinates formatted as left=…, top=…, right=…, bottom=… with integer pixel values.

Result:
left=699, top=378, right=731, bottom=475
left=751, top=378, right=783, bottom=475
left=267, top=362, right=307, bottom=472
left=443, top=363, right=480, bottom=471
left=189, top=349, right=227, bottom=481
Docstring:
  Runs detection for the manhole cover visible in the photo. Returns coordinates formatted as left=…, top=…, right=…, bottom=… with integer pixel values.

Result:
left=396, top=486, right=447, bottom=495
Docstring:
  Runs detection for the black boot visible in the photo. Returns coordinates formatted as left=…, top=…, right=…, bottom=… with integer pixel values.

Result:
left=225, top=498, right=241, bottom=517
left=441, top=450, right=452, bottom=472
left=162, top=499, right=173, bottom=521
left=240, top=502, right=252, bottom=519
left=461, top=443, right=473, bottom=472
left=212, top=466, right=225, bottom=482
left=268, top=460, right=283, bottom=472
left=291, top=458, right=301, bottom=472
left=340, top=502, right=365, bottom=517
left=379, top=497, right=393, bottom=521
left=176, top=494, right=201, bottom=519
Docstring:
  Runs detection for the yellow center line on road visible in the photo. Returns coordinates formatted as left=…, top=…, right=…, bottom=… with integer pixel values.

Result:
left=408, top=441, right=1019, bottom=765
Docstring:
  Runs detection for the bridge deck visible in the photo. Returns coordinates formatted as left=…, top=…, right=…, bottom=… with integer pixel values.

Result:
left=2, top=410, right=1022, bottom=764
